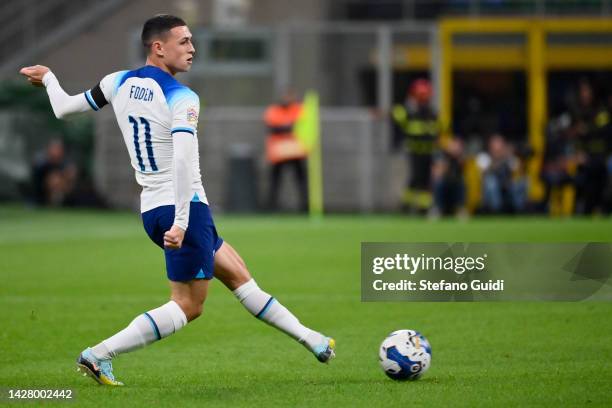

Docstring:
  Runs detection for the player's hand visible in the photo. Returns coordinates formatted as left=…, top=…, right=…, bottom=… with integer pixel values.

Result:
left=19, top=65, right=50, bottom=87
left=164, top=224, right=185, bottom=249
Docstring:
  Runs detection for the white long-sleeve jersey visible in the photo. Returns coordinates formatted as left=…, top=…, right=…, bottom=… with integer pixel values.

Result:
left=42, top=65, right=208, bottom=230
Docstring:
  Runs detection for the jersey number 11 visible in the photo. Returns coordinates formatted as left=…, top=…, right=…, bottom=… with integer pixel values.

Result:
left=128, top=115, right=158, bottom=172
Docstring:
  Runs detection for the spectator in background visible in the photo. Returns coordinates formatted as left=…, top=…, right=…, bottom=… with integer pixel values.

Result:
left=602, top=93, right=612, bottom=213
left=477, top=133, right=527, bottom=214
left=542, top=111, right=575, bottom=216
left=391, top=79, right=440, bottom=213
left=32, top=139, right=77, bottom=206
left=431, top=137, right=466, bottom=217
left=263, top=88, right=308, bottom=212
left=570, top=79, right=610, bottom=214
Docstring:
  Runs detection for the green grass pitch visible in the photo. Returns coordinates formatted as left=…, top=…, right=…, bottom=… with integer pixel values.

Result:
left=1, top=206, right=611, bottom=407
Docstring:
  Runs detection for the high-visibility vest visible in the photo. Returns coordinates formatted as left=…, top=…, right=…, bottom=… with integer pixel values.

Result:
left=392, top=104, right=439, bottom=155
left=263, top=102, right=307, bottom=164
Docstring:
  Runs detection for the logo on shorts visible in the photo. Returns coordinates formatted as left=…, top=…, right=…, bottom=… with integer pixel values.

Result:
left=187, top=106, right=198, bottom=125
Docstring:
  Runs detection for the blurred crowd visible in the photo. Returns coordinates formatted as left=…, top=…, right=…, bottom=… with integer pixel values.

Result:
left=393, top=77, right=612, bottom=217
left=29, top=138, right=106, bottom=208
left=31, top=139, right=77, bottom=206
left=543, top=79, right=612, bottom=216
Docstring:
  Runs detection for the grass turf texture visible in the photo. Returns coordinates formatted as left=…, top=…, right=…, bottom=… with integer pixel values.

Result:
left=0, top=206, right=611, bottom=407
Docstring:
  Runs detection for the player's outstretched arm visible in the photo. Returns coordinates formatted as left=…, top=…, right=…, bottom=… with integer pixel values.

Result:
left=164, top=91, right=200, bottom=250
left=19, top=65, right=93, bottom=119
left=163, top=133, right=194, bottom=249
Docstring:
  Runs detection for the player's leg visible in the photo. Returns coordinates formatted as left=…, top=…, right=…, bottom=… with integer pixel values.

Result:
left=77, top=279, right=207, bottom=385
left=77, top=203, right=217, bottom=385
left=213, top=241, right=335, bottom=362
left=170, top=278, right=209, bottom=321
left=92, top=280, right=206, bottom=357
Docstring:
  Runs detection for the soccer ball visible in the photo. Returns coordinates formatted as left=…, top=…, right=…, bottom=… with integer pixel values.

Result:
left=379, top=329, right=432, bottom=381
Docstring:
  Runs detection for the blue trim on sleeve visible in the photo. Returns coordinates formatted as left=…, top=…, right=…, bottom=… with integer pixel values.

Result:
left=143, top=312, right=162, bottom=340
left=113, top=70, right=129, bottom=96
left=84, top=90, right=99, bottom=111
left=166, top=88, right=198, bottom=110
left=171, top=127, right=195, bottom=135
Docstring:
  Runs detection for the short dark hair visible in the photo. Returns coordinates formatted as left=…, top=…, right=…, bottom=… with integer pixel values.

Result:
left=141, top=14, right=187, bottom=51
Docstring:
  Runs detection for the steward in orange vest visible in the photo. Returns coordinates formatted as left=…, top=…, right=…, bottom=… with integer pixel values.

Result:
left=263, top=90, right=308, bottom=211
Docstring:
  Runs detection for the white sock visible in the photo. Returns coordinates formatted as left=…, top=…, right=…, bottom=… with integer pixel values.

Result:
left=91, top=301, right=187, bottom=360
left=232, top=279, right=325, bottom=350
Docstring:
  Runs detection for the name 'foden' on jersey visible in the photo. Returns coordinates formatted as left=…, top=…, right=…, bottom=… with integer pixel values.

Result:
left=129, top=85, right=154, bottom=102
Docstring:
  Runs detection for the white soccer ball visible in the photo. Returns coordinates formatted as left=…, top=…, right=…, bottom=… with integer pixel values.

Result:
left=379, top=329, right=432, bottom=381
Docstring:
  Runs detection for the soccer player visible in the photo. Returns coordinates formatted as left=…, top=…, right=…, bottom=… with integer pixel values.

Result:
left=20, top=14, right=335, bottom=386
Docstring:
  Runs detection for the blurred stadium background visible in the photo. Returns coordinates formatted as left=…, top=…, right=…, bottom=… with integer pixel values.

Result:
left=2, top=2, right=612, bottom=405
left=2, top=0, right=612, bottom=216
